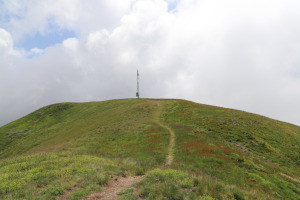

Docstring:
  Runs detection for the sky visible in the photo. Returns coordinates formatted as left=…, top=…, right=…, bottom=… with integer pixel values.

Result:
left=0, top=0, right=300, bottom=126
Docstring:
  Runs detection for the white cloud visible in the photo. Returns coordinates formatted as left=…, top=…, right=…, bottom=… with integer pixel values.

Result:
left=0, top=0, right=300, bottom=126
left=2, top=0, right=134, bottom=42
left=63, top=37, right=79, bottom=51
left=85, top=29, right=109, bottom=52
left=0, top=28, right=14, bottom=56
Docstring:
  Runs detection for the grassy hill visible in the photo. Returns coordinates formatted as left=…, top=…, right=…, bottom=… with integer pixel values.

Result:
left=0, top=99, right=299, bottom=200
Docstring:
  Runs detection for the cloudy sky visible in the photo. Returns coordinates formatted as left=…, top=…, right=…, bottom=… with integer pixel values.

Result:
left=0, top=0, right=300, bottom=126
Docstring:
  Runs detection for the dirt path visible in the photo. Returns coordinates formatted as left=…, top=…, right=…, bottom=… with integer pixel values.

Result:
left=280, top=173, right=300, bottom=183
left=82, top=100, right=174, bottom=200
left=157, top=121, right=175, bottom=166
left=83, top=175, right=144, bottom=200
left=153, top=101, right=175, bottom=166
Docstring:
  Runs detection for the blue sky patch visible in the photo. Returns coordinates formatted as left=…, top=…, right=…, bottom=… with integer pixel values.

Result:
left=16, top=29, right=76, bottom=50
left=165, top=0, right=179, bottom=11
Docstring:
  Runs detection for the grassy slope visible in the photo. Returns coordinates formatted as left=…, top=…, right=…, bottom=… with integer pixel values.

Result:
left=0, top=99, right=169, bottom=165
left=0, top=99, right=299, bottom=199
left=162, top=100, right=300, bottom=199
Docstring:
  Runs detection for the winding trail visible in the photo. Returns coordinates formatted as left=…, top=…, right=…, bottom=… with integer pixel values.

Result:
left=82, top=100, right=175, bottom=200
left=154, top=101, right=175, bottom=166
left=157, top=119, right=175, bottom=166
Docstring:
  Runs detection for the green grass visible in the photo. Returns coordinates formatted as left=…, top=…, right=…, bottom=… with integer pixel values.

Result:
left=0, top=98, right=299, bottom=199
left=0, top=151, right=123, bottom=199
left=135, top=168, right=282, bottom=200
left=136, top=168, right=197, bottom=199
left=162, top=100, right=300, bottom=199
left=0, top=100, right=169, bottom=170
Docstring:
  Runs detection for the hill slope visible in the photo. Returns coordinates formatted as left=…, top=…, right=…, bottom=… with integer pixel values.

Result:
left=0, top=99, right=299, bottom=199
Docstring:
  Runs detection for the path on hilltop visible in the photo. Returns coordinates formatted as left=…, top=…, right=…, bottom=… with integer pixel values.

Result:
left=153, top=101, right=175, bottom=166
left=159, top=121, right=175, bottom=165
left=83, top=100, right=175, bottom=200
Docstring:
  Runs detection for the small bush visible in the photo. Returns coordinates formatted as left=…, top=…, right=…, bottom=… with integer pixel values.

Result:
left=147, top=168, right=193, bottom=187
left=67, top=188, right=90, bottom=200
left=160, top=183, right=183, bottom=199
left=41, top=185, right=64, bottom=196
left=137, top=168, right=197, bottom=199
left=94, top=174, right=109, bottom=185
left=233, top=192, right=245, bottom=200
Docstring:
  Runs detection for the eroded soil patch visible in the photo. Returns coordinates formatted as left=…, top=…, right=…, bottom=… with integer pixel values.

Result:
left=83, top=175, right=144, bottom=200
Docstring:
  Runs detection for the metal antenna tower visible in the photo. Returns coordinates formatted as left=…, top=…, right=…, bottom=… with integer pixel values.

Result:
left=136, top=69, right=140, bottom=99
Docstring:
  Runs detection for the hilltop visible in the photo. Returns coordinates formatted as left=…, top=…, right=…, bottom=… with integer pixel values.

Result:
left=0, top=99, right=299, bottom=199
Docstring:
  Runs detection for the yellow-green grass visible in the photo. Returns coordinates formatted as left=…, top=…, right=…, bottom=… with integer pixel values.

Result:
left=0, top=99, right=299, bottom=199
left=0, top=151, right=122, bottom=199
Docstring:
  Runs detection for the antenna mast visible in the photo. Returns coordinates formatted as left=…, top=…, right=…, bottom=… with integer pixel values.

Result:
left=136, top=69, right=140, bottom=99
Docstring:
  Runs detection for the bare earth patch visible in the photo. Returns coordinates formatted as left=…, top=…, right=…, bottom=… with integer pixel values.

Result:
left=83, top=175, right=144, bottom=200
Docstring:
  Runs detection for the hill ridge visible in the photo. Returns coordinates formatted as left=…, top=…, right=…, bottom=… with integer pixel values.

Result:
left=0, top=99, right=299, bottom=199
